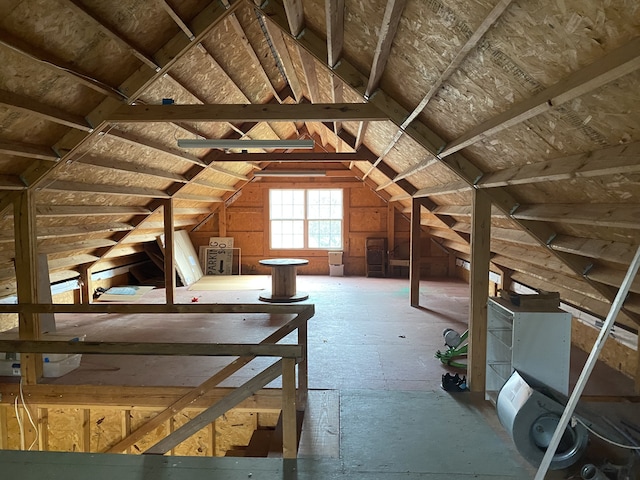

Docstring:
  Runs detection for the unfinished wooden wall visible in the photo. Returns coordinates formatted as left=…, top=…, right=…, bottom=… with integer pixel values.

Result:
left=191, top=181, right=449, bottom=277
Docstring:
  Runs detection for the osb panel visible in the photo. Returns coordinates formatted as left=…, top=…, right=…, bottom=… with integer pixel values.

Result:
left=381, top=0, right=495, bottom=109
left=349, top=185, right=385, bottom=207
left=0, top=314, right=18, bottom=332
left=572, top=319, right=636, bottom=378
left=350, top=207, right=386, bottom=232
left=235, top=4, right=286, bottom=92
left=490, top=0, right=640, bottom=87
left=382, top=134, right=431, bottom=175
left=361, top=121, right=403, bottom=159
left=230, top=184, right=263, bottom=207
left=547, top=222, right=637, bottom=244
left=172, top=411, right=212, bottom=457
left=0, top=0, right=141, bottom=87
left=47, top=408, right=85, bottom=452
left=90, top=408, right=123, bottom=452
left=0, top=107, right=69, bottom=146
left=130, top=410, right=168, bottom=453
left=0, top=156, right=33, bottom=175
left=51, top=162, right=174, bottom=192
left=167, top=42, right=250, bottom=105
left=0, top=44, right=104, bottom=116
left=227, top=210, right=264, bottom=232
left=505, top=174, right=640, bottom=205
left=266, top=121, right=298, bottom=141
left=430, top=191, right=472, bottom=206
left=215, top=410, right=257, bottom=456
left=341, top=0, right=388, bottom=78
left=301, top=0, right=324, bottom=37
left=80, top=0, right=180, bottom=55
left=201, top=16, right=273, bottom=105
left=230, top=232, right=264, bottom=258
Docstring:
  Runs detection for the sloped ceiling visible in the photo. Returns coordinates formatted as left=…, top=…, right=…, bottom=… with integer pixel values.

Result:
left=0, top=0, right=639, bottom=327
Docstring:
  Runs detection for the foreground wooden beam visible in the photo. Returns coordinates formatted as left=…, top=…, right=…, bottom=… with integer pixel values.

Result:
left=107, top=103, right=388, bottom=123
left=468, top=189, right=491, bottom=392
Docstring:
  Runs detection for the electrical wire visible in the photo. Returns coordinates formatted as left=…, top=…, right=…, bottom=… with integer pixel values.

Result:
left=14, top=377, right=39, bottom=451
left=573, top=417, right=640, bottom=450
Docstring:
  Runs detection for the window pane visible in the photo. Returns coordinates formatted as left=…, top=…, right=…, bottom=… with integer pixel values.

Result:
left=309, top=220, right=342, bottom=248
left=307, top=189, right=342, bottom=220
left=271, top=220, right=304, bottom=248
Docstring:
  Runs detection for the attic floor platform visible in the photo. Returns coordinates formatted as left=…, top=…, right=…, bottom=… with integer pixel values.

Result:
left=1, top=276, right=637, bottom=479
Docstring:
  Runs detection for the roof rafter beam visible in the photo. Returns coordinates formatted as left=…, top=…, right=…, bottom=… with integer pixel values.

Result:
left=257, top=0, right=619, bottom=304
left=43, top=180, right=170, bottom=199
left=77, top=154, right=188, bottom=183
left=36, top=205, right=152, bottom=217
left=413, top=181, right=471, bottom=198
left=107, top=103, right=387, bottom=122
left=365, top=0, right=408, bottom=97
left=362, top=0, right=512, bottom=179
left=0, top=140, right=59, bottom=162
left=0, top=88, right=92, bottom=131
left=440, top=36, right=640, bottom=157
left=512, top=203, right=640, bottom=229
left=477, top=141, right=640, bottom=188
left=0, top=29, right=123, bottom=99
left=282, top=0, right=304, bottom=37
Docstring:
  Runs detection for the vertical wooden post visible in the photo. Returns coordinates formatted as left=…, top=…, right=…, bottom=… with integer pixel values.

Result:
left=282, top=357, right=297, bottom=459
left=80, top=265, right=92, bottom=305
left=635, top=334, right=640, bottom=394
left=0, top=405, right=7, bottom=449
left=121, top=410, right=131, bottom=454
left=468, top=189, right=491, bottom=392
left=163, top=198, right=175, bottom=305
left=410, top=197, right=422, bottom=306
left=38, top=407, right=49, bottom=451
left=297, top=323, right=308, bottom=408
left=387, top=202, right=395, bottom=256
left=13, top=190, right=42, bottom=384
left=218, top=203, right=227, bottom=236
left=82, top=409, right=91, bottom=452
left=209, top=421, right=216, bottom=456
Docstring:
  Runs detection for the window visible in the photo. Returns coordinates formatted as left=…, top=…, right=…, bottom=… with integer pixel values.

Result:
left=270, top=189, right=343, bottom=249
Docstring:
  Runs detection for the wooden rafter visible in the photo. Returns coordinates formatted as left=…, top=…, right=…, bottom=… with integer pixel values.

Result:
left=258, top=0, right=622, bottom=307
left=365, top=0, right=408, bottom=97
left=77, top=155, right=188, bottom=183
left=282, top=0, right=304, bottom=37
left=43, top=180, right=169, bottom=199
left=107, top=103, right=386, bottom=122
left=264, top=21, right=304, bottom=102
left=512, top=203, right=640, bottom=229
left=440, top=37, right=640, bottom=157
left=413, top=181, right=470, bottom=198
left=362, top=0, right=512, bottom=179
left=326, top=0, right=345, bottom=134
left=0, top=88, right=91, bottom=131
left=0, top=141, right=58, bottom=161
left=477, top=141, right=640, bottom=188
left=36, top=205, right=152, bottom=217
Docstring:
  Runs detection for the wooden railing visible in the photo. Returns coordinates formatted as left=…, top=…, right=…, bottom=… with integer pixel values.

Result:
left=0, top=302, right=314, bottom=458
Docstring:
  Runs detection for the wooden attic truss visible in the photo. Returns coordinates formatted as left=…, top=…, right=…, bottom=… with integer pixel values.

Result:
left=0, top=0, right=638, bottom=388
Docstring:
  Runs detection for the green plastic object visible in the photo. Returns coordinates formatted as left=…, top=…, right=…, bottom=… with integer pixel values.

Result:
left=435, top=329, right=469, bottom=369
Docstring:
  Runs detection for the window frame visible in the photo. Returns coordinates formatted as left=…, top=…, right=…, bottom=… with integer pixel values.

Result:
left=267, top=188, right=344, bottom=251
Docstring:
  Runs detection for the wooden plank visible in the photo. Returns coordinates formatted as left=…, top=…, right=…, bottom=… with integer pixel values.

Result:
left=0, top=29, right=121, bottom=98
left=512, top=204, right=640, bottom=229
left=441, top=37, right=640, bottom=157
left=0, top=175, right=26, bottom=191
left=0, top=88, right=90, bottom=131
left=0, top=385, right=283, bottom=411
left=79, top=265, right=92, bottom=305
left=478, top=141, right=640, bottom=188
left=365, top=0, right=408, bottom=96
left=107, top=103, right=387, bottom=122
left=121, top=410, right=132, bottom=454
left=551, top=235, right=638, bottom=266
left=38, top=223, right=133, bottom=239
left=107, top=130, right=206, bottom=167
left=13, top=190, right=41, bottom=384
left=163, top=199, right=175, bottom=305
left=36, top=205, right=151, bottom=217
left=282, top=0, right=304, bottom=36
left=0, top=140, right=58, bottom=161
left=43, top=180, right=169, bottom=198
left=264, top=22, right=303, bottom=102
left=77, top=155, right=188, bottom=183
left=468, top=189, right=491, bottom=392
left=297, top=390, right=339, bottom=458
left=0, top=405, right=7, bottom=449
left=326, top=0, right=344, bottom=68
left=0, top=340, right=303, bottom=358
left=413, top=181, right=470, bottom=198
left=0, top=302, right=315, bottom=316
left=82, top=409, right=91, bottom=452
left=410, top=197, right=421, bottom=306
left=281, top=358, right=297, bottom=458
left=143, top=360, right=285, bottom=455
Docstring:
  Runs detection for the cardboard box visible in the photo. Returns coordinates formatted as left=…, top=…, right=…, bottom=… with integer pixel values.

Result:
left=328, top=251, right=343, bottom=265
left=329, top=264, right=344, bottom=276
